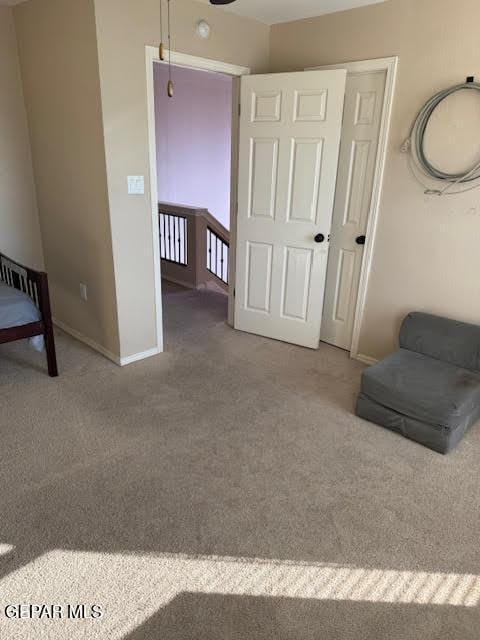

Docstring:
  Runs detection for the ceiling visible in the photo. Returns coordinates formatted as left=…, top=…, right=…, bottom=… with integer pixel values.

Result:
left=0, top=0, right=388, bottom=23
left=198, top=0, right=387, bottom=25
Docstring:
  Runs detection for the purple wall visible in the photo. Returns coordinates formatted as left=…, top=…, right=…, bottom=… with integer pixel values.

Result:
left=154, top=64, right=233, bottom=230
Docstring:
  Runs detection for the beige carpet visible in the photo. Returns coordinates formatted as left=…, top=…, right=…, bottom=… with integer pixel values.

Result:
left=0, top=284, right=479, bottom=639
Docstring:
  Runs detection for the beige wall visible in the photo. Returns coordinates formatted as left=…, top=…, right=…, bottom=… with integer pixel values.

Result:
left=271, top=0, right=480, bottom=360
left=15, top=0, right=120, bottom=356
left=0, top=6, right=43, bottom=270
left=94, top=0, right=270, bottom=358
left=13, top=0, right=475, bottom=363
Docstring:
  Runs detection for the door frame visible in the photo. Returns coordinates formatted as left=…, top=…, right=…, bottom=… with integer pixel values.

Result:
left=145, top=46, right=250, bottom=351
left=307, top=56, right=398, bottom=364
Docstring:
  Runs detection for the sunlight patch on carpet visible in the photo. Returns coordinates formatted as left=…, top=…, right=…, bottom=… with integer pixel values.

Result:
left=0, top=550, right=477, bottom=639
left=0, top=544, right=14, bottom=557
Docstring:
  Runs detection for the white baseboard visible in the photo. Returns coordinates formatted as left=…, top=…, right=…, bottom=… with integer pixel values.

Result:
left=354, top=353, right=378, bottom=366
left=53, top=318, right=162, bottom=367
left=53, top=317, right=121, bottom=365
left=119, top=347, right=161, bottom=366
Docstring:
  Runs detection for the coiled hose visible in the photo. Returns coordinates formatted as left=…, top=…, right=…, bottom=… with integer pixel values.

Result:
left=406, top=82, right=480, bottom=196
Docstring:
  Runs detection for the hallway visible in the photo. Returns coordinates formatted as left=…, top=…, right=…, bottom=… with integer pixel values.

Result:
left=161, top=280, right=228, bottom=349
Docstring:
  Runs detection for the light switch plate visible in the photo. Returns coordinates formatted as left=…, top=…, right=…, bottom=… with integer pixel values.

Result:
left=127, top=175, right=145, bottom=195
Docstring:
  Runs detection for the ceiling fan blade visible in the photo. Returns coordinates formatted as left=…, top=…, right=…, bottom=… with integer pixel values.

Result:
left=210, top=0, right=237, bottom=4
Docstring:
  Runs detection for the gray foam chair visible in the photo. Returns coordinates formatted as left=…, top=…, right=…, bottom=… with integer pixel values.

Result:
left=356, top=312, right=480, bottom=454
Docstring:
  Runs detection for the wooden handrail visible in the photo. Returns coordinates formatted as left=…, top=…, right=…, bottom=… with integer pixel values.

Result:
left=158, top=202, right=229, bottom=245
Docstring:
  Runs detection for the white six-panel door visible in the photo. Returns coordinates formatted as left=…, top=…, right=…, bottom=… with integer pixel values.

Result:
left=321, top=70, right=386, bottom=350
left=234, top=70, right=347, bottom=349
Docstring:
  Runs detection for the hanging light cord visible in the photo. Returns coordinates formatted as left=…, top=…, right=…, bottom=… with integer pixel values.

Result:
left=159, top=0, right=165, bottom=60
left=405, top=82, right=480, bottom=196
left=167, top=0, right=172, bottom=87
left=159, top=0, right=163, bottom=45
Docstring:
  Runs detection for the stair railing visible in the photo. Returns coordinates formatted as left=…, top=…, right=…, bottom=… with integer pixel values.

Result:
left=158, top=202, right=230, bottom=292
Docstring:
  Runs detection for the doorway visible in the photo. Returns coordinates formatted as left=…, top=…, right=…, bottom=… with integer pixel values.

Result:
left=154, top=63, right=232, bottom=343
left=146, top=48, right=250, bottom=350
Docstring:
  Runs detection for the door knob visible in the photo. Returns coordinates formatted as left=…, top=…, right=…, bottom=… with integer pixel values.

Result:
left=356, top=235, right=366, bottom=245
left=314, top=233, right=325, bottom=243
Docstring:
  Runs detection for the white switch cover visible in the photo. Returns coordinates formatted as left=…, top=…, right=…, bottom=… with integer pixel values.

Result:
left=80, top=283, right=88, bottom=301
left=127, top=175, right=145, bottom=195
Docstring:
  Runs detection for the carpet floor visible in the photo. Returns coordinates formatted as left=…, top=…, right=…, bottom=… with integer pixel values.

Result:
left=0, top=284, right=479, bottom=639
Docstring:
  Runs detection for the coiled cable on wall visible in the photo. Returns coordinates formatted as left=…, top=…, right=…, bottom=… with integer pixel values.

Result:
left=404, top=82, right=480, bottom=196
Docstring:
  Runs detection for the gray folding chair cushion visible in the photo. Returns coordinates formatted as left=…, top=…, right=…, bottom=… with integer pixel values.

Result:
left=400, top=312, right=480, bottom=372
left=361, top=348, right=480, bottom=431
left=357, top=312, right=480, bottom=453
left=356, top=393, right=473, bottom=454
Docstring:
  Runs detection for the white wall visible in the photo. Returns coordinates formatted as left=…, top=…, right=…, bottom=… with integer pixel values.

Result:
left=154, top=64, right=233, bottom=230
left=0, top=6, right=43, bottom=270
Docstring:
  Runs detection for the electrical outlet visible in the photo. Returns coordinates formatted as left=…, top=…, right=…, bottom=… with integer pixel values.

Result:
left=80, top=283, right=88, bottom=302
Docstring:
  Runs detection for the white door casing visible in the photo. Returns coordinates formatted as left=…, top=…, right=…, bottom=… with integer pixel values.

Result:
left=234, top=70, right=347, bottom=349
left=145, top=46, right=250, bottom=360
left=321, top=70, right=386, bottom=350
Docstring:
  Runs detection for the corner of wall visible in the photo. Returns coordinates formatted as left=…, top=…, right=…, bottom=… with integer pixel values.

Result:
left=13, top=0, right=121, bottom=360
left=0, top=5, right=44, bottom=271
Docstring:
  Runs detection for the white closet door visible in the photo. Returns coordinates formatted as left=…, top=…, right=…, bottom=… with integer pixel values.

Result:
left=321, top=70, right=386, bottom=350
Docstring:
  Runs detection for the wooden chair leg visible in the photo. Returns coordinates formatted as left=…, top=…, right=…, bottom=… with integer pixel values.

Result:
left=44, top=325, right=58, bottom=377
